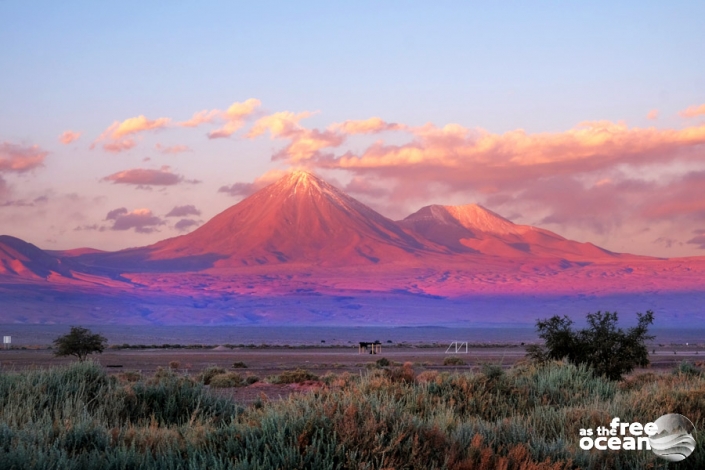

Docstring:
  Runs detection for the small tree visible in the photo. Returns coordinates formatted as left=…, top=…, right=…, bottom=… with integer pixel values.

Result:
left=529, top=310, right=654, bottom=380
left=53, top=326, right=107, bottom=362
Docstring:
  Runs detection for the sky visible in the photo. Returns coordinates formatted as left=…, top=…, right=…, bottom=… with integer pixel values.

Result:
left=1, top=1, right=704, bottom=256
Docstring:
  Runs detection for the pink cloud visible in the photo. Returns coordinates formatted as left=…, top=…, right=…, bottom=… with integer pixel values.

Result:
left=155, top=143, right=191, bottom=154
left=59, top=130, right=82, bottom=144
left=679, top=103, right=705, bottom=118
left=0, top=176, right=8, bottom=199
left=646, top=109, right=659, bottom=120
left=639, top=171, right=705, bottom=222
left=329, top=117, right=405, bottom=134
left=165, top=205, right=201, bottom=217
left=327, top=121, right=705, bottom=181
left=274, top=129, right=344, bottom=163
left=101, top=166, right=197, bottom=186
left=90, top=99, right=261, bottom=152
left=246, top=111, right=313, bottom=139
left=174, top=218, right=201, bottom=232
left=176, top=99, right=261, bottom=138
left=108, top=115, right=171, bottom=139
left=218, top=169, right=289, bottom=197
left=0, top=194, right=50, bottom=208
left=207, top=121, right=247, bottom=139
left=206, top=98, right=262, bottom=139
left=224, top=99, right=261, bottom=121
left=179, top=109, right=221, bottom=128
left=0, top=142, right=48, bottom=173
left=344, top=176, right=390, bottom=198
left=687, top=231, right=705, bottom=249
left=73, top=224, right=106, bottom=232
left=103, top=139, right=137, bottom=153
left=105, top=207, right=164, bottom=233
left=246, top=111, right=347, bottom=162
left=93, top=115, right=171, bottom=152
left=236, top=113, right=705, bottom=246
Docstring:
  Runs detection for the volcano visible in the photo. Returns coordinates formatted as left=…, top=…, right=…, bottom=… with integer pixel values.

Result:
left=151, top=171, right=441, bottom=266
left=71, top=171, right=638, bottom=272
left=9, top=171, right=648, bottom=276
left=4, top=170, right=705, bottom=326
left=399, top=204, right=621, bottom=260
left=73, top=171, right=444, bottom=271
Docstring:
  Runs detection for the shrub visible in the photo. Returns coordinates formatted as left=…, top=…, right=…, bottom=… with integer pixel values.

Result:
left=443, top=356, right=466, bottom=366
left=168, top=361, right=180, bottom=370
left=209, top=372, right=243, bottom=388
left=416, top=370, right=439, bottom=383
left=375, top=357, right=390, bottom=367
left=481, top=363, right=505, bottom=381
left=530, top=310, right=654, bottom=380
left=231, top=361, right=248, bottom=369
left=525, top=344, right=550, bottom=364
left=146, top=367, right=184, bottom=385
left=52, top=326, right=107, bottom=362
left=673, top=361, right=702, bottom=377
left=245, top=375, right=260, bottom=385
left=118, top=371, right=142, bottom=383
left=386, top=362, right=415, bottom=383
left=198, top=366, right=226, bottom=385
left=269, top=369, right=318, bottom=384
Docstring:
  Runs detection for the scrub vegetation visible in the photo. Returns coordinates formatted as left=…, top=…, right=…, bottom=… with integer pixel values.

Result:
left=527, top=310, right=655, bottom=381
left=0, top=359, right=703, bottom=469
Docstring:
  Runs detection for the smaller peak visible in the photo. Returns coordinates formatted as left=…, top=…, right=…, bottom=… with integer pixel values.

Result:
left=441, top=204, right=521, bottom=235
left=446, top=203, right=507, bottom=218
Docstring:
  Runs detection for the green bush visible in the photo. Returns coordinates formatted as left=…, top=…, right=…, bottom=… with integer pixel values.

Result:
left=443, top=356, right=466, bottom=366
left=198, top=366, right=227, bottom=385
left=209, top=372, right=243, bottom=388
left=118, top=371, right=142, bottom=383
left=375, top=357, right=390, bottom=367
left=385, top=362, right=415, bottom=383
left=531, top=310, right=654, bottom=380
left=269, top=369, right=318, bottom=384
left=232, top=361, right=248, bottom=369
left=673, top=361, right=703, bottom=377
left=481, top=363, right=504, bottom=380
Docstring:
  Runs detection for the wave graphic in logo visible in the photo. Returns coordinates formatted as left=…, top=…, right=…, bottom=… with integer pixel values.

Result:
left=649, top=413, right=696, bottom=462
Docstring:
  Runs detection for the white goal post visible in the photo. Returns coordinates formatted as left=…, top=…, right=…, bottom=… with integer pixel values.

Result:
left=445, top=341, right=468, bottom=354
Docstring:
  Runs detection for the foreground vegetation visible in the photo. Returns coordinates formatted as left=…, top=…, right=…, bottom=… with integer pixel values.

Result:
left=0, top=361, right=703, bottom=469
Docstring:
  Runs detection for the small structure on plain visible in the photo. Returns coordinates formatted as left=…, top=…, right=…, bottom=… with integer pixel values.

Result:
left=358, top=341, right=382, bottom=354
left=446, top=341, right=468, bottom=354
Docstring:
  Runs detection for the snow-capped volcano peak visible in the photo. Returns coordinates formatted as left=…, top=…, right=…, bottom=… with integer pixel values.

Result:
left=143, top=170, right=431, bottom=266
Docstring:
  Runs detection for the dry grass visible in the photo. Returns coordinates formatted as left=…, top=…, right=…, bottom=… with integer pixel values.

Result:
left=0, top=360, right=703, bottom=469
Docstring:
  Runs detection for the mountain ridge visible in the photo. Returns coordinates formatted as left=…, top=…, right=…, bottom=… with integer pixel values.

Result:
left=2, top=172, right=705, bottom=326
left=3, top=171, right=646, bottom=276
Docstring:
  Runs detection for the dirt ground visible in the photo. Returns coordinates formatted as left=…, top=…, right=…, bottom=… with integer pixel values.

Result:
left=1, top=346, right=702, bottom=403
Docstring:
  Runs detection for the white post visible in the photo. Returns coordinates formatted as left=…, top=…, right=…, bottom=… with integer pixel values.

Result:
left=3, top=336, right=10, bottom=350
left=446, top=341, right=468, bottom=354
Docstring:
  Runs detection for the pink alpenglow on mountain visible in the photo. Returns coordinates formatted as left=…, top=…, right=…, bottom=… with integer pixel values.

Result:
left=2, top=171, right=705, bottom=326
left=147, top=171, right=440, bottom=267
left=399, top=204, right=624, bottom=260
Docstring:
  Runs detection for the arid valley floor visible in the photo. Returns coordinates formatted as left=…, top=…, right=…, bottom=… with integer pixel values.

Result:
left=2, top=344, right=703, bottom=403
